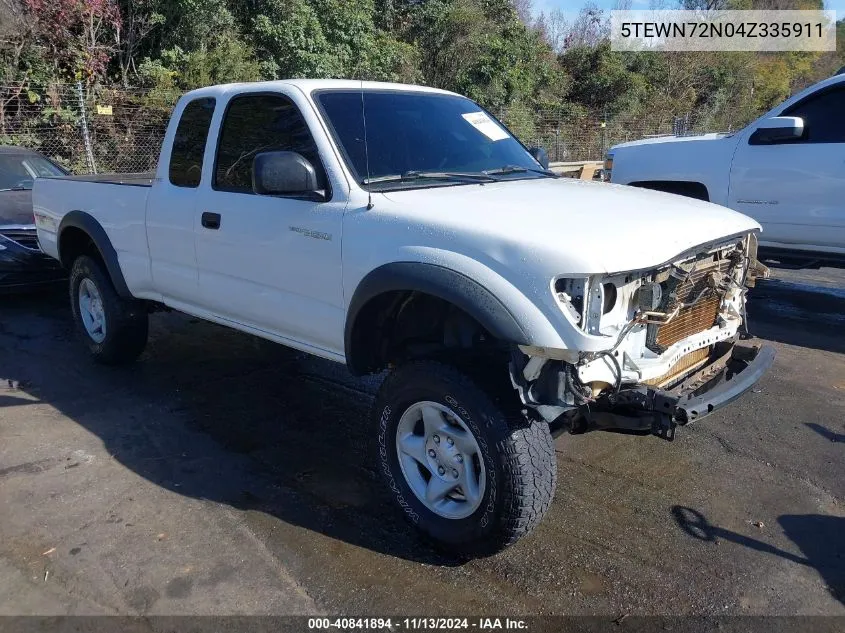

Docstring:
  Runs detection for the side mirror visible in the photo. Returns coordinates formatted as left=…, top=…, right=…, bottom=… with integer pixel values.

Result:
left=749, top=116, right=805, bottom=145
left=529, top=146, right=550, bottom=170
left=252, top=151, right=318, bottom=195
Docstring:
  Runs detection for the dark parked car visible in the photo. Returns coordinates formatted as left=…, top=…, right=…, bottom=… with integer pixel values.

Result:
left=0, top=146, right=67, bottom=291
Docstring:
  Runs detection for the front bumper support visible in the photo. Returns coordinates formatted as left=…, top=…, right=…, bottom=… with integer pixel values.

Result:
left=675, top=344, right=775, bottom=423
left=587, top=342, right=775, bottom=440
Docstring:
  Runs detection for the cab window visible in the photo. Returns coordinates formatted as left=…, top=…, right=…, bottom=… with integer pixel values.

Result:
left=213, top=93, right=327, bottom=194
left=783, top=87, right=845, bottom=144
left=169, top=97, right=216, bottom=188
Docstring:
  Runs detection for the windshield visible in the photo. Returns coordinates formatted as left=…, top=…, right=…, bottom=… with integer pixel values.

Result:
left=0, top=153, right=65, bottom=191
left=316, top=90, right=546, bottom=190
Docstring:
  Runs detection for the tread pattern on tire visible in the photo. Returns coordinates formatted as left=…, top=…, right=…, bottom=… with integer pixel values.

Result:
left=466, top=358, right=558, bottom=548
left=375, top=358, right=557, bottom=555
left=498, top=414, right=557, bottom=547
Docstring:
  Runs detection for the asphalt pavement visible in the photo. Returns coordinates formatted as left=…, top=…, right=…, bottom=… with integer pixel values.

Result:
left=0, top=266, right=843, bottom=617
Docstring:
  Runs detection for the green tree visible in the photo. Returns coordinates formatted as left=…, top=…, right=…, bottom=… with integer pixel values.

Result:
left=134, top=0, right=261, bottom=89
left=404, top=0, right=567, bottom=112
left=560, top=43, right=625, bottom=114
left=248, top=0, right=417, bottom=81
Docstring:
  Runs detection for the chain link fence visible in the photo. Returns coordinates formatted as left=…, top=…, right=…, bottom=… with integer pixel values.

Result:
left=0, top=83, right=179, bottom=174
left=1, top=82, right=743, bottom=174
left=499, top=109, right=740, bottom=163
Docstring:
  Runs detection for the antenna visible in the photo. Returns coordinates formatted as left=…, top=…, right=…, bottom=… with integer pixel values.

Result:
left=360, top=79, right=374, bottom=210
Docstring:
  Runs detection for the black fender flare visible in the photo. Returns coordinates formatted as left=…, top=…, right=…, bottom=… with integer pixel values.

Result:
left=344, top=262, right=529, bottom=374
left=58, top=210, right=132, bottom=298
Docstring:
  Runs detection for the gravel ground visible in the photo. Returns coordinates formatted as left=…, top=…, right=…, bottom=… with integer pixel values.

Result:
left=0, top=266, right=843, bottom=617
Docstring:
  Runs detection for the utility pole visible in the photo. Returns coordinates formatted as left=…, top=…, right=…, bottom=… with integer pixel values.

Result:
left=76, top=81, right=96, bottom=174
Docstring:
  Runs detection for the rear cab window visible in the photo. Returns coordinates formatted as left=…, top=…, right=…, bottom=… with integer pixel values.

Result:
left=169, top=97, right=216, bottom=188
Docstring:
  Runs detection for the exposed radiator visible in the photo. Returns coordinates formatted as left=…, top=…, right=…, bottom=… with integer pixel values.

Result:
left=646, top=253, right=735, bottom=353
left=654, top=296, right=721, bottom=349
left=643, top=346, right=710, bottom=388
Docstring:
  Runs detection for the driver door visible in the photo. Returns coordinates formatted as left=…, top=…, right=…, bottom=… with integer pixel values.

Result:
left=729, top=85, right=845, bottom=249
left=193, top=90, right=347, bottom=355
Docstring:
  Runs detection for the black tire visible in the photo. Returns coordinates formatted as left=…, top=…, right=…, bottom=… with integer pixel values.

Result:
left=69, top=255, right=148, bottom=365
left=374, top=359, right=556, bottom=557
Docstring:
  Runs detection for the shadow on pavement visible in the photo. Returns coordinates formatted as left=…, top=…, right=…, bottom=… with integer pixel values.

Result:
left=806, top=423, right=845, bottom=443
left=1, top=290, right=463, bottom=567
left=747, top=279, right=845, bottom=355
left=0, top=395, right=37, bottom=407
left=672, top=506, right=845, bottom=607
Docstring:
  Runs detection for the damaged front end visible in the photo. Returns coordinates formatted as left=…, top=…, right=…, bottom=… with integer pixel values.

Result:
left=511, top=233, right=775, bottom=440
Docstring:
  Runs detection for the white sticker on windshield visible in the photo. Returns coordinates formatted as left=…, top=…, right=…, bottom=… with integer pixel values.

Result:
left=461, top=112, right=510, bottom=142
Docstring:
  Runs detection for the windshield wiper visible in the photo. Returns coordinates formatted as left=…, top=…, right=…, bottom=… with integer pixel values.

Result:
left=363, top=170, right=497, bottom=185
left=483, top=165, right=558, bottom=178
left=0, top=186, right=30, bottom=192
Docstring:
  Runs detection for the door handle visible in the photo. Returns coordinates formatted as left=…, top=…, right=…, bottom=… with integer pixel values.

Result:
left=201, top=212, right=221, bottom=230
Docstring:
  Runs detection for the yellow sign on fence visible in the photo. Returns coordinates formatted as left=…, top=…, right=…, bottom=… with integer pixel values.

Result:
left=96, top=105, right=113, bottom=115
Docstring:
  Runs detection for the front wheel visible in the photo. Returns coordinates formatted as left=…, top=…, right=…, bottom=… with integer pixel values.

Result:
left=69, top=255, right=148, bottom=365
left=374, top=360, right=557, bottom=556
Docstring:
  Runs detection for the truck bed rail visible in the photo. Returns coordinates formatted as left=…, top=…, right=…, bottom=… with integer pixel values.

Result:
left=51, top=172, right=154, bottom=187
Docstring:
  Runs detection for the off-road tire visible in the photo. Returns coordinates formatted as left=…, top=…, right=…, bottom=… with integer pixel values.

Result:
left=374, top=359, right=557, bottom=557
left=69, top=255, right=148, bottom=365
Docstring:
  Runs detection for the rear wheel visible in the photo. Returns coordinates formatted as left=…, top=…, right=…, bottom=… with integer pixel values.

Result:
left=374, top=360, right=556, bottom=556
left=69, top=255, right=148, bottom=365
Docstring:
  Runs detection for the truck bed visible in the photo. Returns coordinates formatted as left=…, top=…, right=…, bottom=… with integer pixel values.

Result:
left=33, top=175, right=153, bottom=294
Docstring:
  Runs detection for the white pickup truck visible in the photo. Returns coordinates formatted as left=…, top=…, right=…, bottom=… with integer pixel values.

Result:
left=33, top=79, right=774, bottom=555
left=607, top=72, right=845, bottom=269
